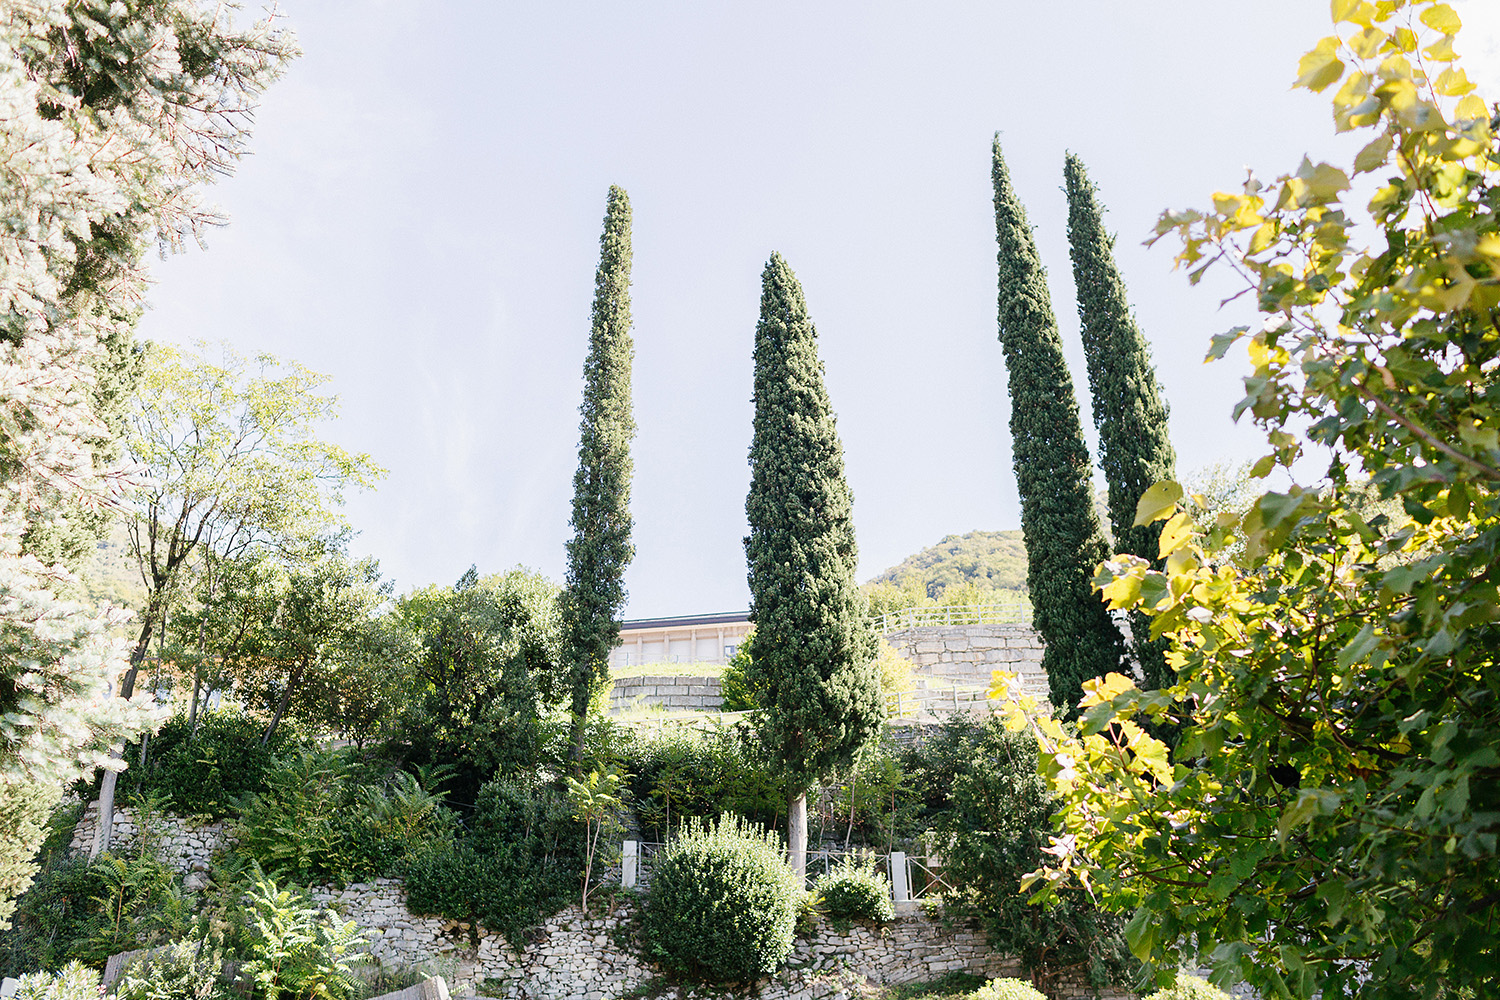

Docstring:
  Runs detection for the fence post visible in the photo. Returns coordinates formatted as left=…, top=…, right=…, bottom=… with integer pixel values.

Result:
left=890, top=850, right=909, bottom=908
left=622, top=840, right=638, bottom=889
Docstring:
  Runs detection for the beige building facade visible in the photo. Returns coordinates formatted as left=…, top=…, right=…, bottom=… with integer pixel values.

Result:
left=610, top=612, right=751, bottom=670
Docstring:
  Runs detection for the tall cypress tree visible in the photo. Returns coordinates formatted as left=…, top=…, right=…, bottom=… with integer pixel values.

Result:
left=1064, top=153, right=1178, bottom=691
left=991, top=136, right=1125, bottom=718
left=562, top=186, right=636, bottom=764
left=744, top=252, right=884, bottom=877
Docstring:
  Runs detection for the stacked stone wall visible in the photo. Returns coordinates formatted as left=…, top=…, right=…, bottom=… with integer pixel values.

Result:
left=69, top=803, right=226, bottom=889
left=607, top=675, right=722, bottom=713
left=884, top=624, right=1049, bottom=703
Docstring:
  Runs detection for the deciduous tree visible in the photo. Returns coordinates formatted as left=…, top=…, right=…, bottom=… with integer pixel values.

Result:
left=991, top=137, right=1125, bottom=717
left=1064, top=154, right=1177, bottom=691
left=744, top=252, right=884, bottom=877
left=1018, top=5, right=1500, bottom=997
left=560, top=187, right=636, bottom=765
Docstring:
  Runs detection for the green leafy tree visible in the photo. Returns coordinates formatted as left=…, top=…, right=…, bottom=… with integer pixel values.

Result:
left=0, top=0, right=296, bottom=923
left=1064, top=153, right=1178, bottom=691
left=392, top=567, right=564, bottom=803
left=744, top=252, right=884, bottom=877
left=1017, top=5, right=1500, bottom=998
left=561, top=186, right=637, bottom=766
left=991, top=137, right=1125, bottom=717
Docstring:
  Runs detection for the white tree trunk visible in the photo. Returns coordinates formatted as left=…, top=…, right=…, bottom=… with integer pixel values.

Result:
left=787, top=791, right=807, bottom=881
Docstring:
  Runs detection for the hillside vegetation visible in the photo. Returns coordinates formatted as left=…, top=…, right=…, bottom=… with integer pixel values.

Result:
left=867, top=530, right=1027, bottom=599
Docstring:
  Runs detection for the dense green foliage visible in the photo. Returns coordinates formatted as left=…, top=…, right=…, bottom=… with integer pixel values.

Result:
left=1064, top=154, right=1177, bottom=691
left=622, top=725, right=783, bottom=840
left=926, top=718, right=1134, bottom=994
left=1028, top=5, right=1500, bottom=998
left=390, top=567, right=564, bottom=805
left=12, top=963, right=104, bottom=1000
left=95, top=710, right=314, bottom=820
left=866, top=530, right=1028, bottom=599
left=812, top=855, right=893, bottom=925
left=744, top=252, right=884, bottom=866
left=239, top=874, right=367, bottom=1000
left=401, top=778, right=582, bottom=945
left=991, top=137, right=1125, bottom=718
left=562, top=186, right=638, bottom=763
left=114, top=936, right=228, bottom=1000
left=644, top=815, right=801, bottom=983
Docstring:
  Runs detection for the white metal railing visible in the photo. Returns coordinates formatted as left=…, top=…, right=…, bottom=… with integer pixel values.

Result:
left=872, top=600, right=1032, bottom=633
left=621, top=839, right=946, bottom=908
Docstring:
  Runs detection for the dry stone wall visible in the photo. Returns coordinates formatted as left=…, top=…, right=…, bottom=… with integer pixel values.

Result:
left=69, top=803, right=226, bottom=889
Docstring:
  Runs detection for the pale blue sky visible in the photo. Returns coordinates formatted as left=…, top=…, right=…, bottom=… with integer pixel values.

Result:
left=140, top=2, right=1500, bottom=617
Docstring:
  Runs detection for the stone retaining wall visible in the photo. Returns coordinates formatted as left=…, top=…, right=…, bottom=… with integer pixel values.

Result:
left=69, top=804, right=226, bottom=889
left=884, top=624, right=1050, bottom=703
left=608, top=675, right=722, bottom=713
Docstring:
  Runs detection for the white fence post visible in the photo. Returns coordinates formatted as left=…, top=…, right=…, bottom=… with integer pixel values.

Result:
left=622, top=840, right=639, bottom=889
left=890, top=850, right=909, bottom=908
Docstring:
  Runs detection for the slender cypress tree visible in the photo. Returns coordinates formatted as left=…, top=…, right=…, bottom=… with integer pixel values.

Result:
left=562, top=186, right=636, bottom=764
left=1064, top=153, right=1178, bottom=691
left=991, top=136, right=1125, bottom=718
left=744, top=252, right=883, bottom=877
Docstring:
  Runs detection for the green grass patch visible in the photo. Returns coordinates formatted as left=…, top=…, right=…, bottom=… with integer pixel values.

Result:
left=610, top=662, right=726, bottom=679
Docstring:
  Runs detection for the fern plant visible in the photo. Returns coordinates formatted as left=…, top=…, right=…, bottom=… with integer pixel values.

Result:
left=239, top=874, right=367, bottom=1000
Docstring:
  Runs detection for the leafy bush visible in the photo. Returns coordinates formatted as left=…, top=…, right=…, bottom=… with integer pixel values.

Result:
left=233, top=750, right=450, bottom=886
left=924, top=717, right=1136, bottom=994
left=12, top=962, right=103, bottom=1000
left=239, top=874, right=366, bottom=1000
left=814, top=855, right=893, bottom=925
left=89, top=710, right=313, bottom=819
left=718, top=641, right=760, bottom=712
left=0, top=849, right=187, bottom=973
left=1141, top=975, right=1233, bottom=1000
left=644, top=814, right=801, bottom=983
left=401, top=778, right=581, bottom=944
left=622, top=725, right=783, bottom=839
left=970, top=978, right=1047, bottom=1000
left=114, top=937, right=227, bottom=1000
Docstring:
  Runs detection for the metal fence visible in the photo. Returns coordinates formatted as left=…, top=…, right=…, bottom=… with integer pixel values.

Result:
left=872, top=600, right=1032, bottom=633
left=620, top=840, right=947, bottom=906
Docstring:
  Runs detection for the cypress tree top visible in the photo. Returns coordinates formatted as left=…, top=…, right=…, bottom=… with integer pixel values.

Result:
left=744, top=252, right=882, bottom=793
left=1065, top=153, right=1177, bottom=690
left=991, top=137, right=1125, bottom=716
left=562, top=185, right=636, bottom=724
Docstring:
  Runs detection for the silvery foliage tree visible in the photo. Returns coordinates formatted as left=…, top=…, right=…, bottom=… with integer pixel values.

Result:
left=0, top=0, right=295, bottom=923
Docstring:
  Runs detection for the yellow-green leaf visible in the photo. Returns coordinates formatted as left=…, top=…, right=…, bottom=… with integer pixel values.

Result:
left=1134, top=480, right=1184, bottom=527
left=1158, top=511, right=1195, bottom=558
left=1354, top=133, right=1394, bottom=173
left=1419, top=3, right=1461, bottom=34
left=1434, top=67, right=1474, bottom=96
left=1296, top=39, right=1346, bottom=92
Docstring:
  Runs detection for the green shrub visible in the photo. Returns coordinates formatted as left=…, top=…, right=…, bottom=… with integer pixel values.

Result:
left=239, top=874, right=366, bottom=1000
left=114, top=937, right=227, bottom=1000
left=88, top=710, right=313, bottom=819
left=644, top=814, right=801, bottom=983
left=970, top=979, right=1047, bottom=1000
left=400, top=778, right=581, bottom=944
left=718, top=641, right=759, bottom=711
left=622, top=725, right=783, bottom=839
left=814, top=855, right=893, bottom=925
left=1141, top=975, right=1234, bottom=1000
left=12, top=962, right=103, bottom=1000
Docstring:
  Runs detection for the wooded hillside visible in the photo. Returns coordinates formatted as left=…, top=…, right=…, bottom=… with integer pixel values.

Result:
left=867, top=530, right=1027, bottom=598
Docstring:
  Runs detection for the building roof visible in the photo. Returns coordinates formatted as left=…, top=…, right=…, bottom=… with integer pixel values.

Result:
left=619, top=611, right=750, bottom=630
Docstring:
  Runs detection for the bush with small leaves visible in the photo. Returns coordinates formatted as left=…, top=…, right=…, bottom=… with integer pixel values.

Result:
left=970, top=978, right=1047, bottom=1000
left=12, top=963, right=103, bottom=1000
left=814, top=855, right=893, bottom=925
left=1141, top=975, right=1233, bottom=1000
left=115, top=937, right=228, bottom=1000
left=644, top=814, right=801, bottom=983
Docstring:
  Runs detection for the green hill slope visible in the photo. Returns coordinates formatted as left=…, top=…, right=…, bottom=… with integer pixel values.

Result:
left=867, top=530, right=1028, bottom=599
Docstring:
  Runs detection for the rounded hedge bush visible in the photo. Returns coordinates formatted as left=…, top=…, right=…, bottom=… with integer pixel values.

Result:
left=814, top=856, right=894, bottom=923
left=1141, top=975, right=1234, bottom=1000
left=644, top=814, right=801, bottom=983
left=971, top=978, right=1047, bottom=1000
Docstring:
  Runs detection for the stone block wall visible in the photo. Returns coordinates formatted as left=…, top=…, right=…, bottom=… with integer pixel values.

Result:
left=607, top=675, right=722, bottom=714
left=884, top=624, right=1050, bottom=703
left=69, top=804, right=226, bottom=889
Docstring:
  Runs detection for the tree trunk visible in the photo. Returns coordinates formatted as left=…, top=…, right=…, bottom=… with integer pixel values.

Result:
left=263, top=660, right=305, bottom=745
left=787, top=791, right=807, bottom=881
left=93, top=600, right=165, bottom=857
